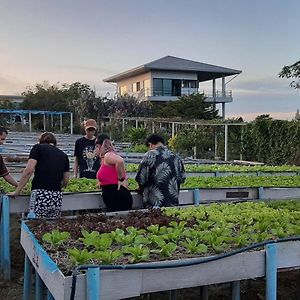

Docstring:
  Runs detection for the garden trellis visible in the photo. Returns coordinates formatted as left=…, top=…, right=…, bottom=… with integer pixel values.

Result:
left=104, top=116, right=247, bottom=161
left=0, top=109, right=73, bottom=134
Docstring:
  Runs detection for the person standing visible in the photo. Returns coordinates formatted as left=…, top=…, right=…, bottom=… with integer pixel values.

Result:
left=135, top=134, right=186, bottom=208
left=74, top=119, right=100, bottom=179
left=95, top=134, right=132, bottom=212
left=9, top=132, right=70, bottom=218
left=0, top=126, right=18, bottom=187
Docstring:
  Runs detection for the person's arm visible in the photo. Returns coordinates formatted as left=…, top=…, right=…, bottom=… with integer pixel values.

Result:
left=62, top=171, right=70, bottom=188
left=73, top=157, right=79, bottom=178
left=3, top=173, right=18, bottom=187
left=8, top=159, right=37, bottom=196
left=135, top=154, right=150, bottom=191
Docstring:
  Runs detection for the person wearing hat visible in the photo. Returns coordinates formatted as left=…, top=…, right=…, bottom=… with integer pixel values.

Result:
left=74, top=119, right=100, bottom=179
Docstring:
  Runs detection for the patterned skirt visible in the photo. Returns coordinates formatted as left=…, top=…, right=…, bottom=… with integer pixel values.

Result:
left=29, top=189, right=63, bottom=218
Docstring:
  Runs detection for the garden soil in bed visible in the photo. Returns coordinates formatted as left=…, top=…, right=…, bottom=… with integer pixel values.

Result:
left=2, top=212, right=299, bottom=299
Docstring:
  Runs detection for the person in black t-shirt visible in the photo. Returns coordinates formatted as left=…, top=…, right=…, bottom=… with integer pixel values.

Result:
left=9, top=132, right=70, bottom=218
left=74, top=119, right=100, bottom=179
left=0, top=126, right=18, bottom=187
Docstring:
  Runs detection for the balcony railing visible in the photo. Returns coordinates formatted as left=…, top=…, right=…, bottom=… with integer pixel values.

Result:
left=131, top=88, right=232, bottom=99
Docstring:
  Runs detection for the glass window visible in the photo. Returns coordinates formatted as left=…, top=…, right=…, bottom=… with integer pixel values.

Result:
left=189, top=81, right=197, bottom=88
left=132, top=83, right=136, bottom=92
left=182, top=80, right=189, bottom=88
left=163, top=79, right=172, bottom=96
left=153, top=79, right=163, bottom=96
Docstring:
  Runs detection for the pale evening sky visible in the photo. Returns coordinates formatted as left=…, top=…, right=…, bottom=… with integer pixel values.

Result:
left=0, top=0, right=299, bottom=121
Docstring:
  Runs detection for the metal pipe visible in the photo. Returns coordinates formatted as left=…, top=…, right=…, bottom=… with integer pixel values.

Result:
left=266, top=243, right=277, bottom=300
left=87, top=267, right=100, bottom=300
left=23, top=255, right=33, bottom=300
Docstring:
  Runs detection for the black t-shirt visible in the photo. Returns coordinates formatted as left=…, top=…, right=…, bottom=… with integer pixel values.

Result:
left=74, top=137, right=100, bottom=179
left=0, top=155, right=8, bottom=177
left=29, top=144, right=70, bottom=191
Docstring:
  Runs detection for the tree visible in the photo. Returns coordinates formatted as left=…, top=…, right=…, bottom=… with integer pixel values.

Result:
left=279, top=60, right=300, bottom=89
left=157, top=93, right=220, bottom=120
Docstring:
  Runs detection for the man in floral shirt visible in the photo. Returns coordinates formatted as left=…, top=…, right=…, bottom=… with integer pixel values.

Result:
left=135, top=134, right=185, bottom=207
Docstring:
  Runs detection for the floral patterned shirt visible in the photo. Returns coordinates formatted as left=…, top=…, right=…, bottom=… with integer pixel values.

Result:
left=135, top=146, right=186, bottom=207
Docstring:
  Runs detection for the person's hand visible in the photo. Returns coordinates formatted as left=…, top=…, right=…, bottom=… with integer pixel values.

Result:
left=118, top=179, right=128, bottom=190
left=7, top=191, right=19, bottom=197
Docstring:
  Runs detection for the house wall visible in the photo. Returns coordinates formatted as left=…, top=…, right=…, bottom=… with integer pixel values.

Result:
left=117, top=72, right=151, bottom=96
left=151, top=71, right=197, bottom=81
left=116, top=71, right=199, bottom=101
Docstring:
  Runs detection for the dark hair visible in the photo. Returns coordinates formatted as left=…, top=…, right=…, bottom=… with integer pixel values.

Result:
left=39, top=132, right=57, bottom=146
left=145, top=134, right=165, bottom=146
left=95, top=134, right=110, bottom=145
left=0, top=126, right=8, bottom=135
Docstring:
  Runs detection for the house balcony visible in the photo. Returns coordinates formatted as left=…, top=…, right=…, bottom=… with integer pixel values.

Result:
left=132, top=88, right=233, bottom=103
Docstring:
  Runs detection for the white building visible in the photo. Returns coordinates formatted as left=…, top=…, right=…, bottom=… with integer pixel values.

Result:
left=103, top=56, right=241, bottom=119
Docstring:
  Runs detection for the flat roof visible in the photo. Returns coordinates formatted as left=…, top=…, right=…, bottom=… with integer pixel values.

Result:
left=103, top=55, right=242, bottom=83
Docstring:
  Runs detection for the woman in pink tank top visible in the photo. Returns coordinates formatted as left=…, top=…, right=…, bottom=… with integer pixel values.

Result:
left=95, top=134, right=132, bottom=212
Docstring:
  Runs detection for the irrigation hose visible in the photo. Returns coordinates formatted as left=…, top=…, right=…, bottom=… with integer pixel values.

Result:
left=69, top=236, right=300, bottom=300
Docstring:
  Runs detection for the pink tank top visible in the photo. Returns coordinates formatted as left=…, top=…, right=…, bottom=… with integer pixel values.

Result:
left=97, top=163, right=126, bottom=186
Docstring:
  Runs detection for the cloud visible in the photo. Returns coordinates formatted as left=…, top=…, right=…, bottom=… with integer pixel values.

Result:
left=229, top=75, right=297, bottom=97
left=0, top=75, right=26, bottom=95
left=227, top=111, right=296, bottom=122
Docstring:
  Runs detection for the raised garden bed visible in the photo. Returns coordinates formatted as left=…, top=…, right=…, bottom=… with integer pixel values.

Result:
left=20, top=202, right=300, bottom=299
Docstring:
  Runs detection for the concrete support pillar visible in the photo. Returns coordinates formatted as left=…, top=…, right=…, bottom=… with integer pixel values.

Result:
left=222, top=75, right=226, bottom=97
left=212, top=78, right=216, bottom=98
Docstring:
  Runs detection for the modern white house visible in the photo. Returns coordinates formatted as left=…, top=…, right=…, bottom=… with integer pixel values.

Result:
left=103, top=56, right=241, bottom=119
